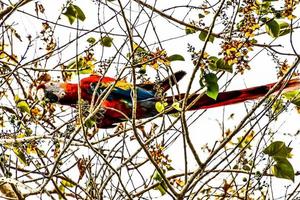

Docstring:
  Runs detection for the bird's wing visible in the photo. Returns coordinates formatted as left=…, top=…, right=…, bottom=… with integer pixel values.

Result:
left=80, top=75, right=155, bottom=101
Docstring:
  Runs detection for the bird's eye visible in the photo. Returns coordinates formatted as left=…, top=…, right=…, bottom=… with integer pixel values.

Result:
left=60, top=91, right=66, bottom=97
left=50, top=82, right=54, bottom=86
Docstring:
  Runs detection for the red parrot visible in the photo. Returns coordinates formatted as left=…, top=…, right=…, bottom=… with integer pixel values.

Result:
left=37, top=71, right=300, bottom=128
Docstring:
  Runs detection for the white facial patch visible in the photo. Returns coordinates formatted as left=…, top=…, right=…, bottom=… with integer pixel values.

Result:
left=45, top=82, right=66, bottom=99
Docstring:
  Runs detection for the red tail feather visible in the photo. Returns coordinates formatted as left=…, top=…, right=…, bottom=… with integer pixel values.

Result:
left=166, top=78, right=300, bottom=110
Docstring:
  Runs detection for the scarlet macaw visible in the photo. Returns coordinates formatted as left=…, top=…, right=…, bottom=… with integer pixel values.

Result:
left=37, top=71, right=300, bottom=128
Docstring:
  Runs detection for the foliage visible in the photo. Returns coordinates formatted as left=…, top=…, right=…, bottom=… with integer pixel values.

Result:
left=263, top=141, right=295, bottom=181
left=0, top=0, right=300, bottom=199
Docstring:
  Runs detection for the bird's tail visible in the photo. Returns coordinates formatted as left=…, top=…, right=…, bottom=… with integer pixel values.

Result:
left=165, top=78, right=300, bottom=110
left=160, top=71, right=186, bottom=92
left=137, top=71, right=186, bottom=92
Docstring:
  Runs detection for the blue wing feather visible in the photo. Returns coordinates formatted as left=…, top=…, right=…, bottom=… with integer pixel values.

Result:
left=111, top=87, right=154, bottom=100
left=89, top=82, right=155, bottom=101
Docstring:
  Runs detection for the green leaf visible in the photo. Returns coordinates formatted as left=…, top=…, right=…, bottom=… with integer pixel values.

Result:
left=170, top=112, right=180, bottom=118
left=63, top=4, right=86, bottom=25
left=208, top=56, right=218, bottom=71
left=208, top=56, right=218, bottom=62
left=242, top=164, right=251, bottom=171
left=166, top=164, right=175, bottom=171
left=167, top=54, right=185, bottom=62
left=72, top=5, right=86, bottom=21
left=199, top=31, right=214, bottom=43
left=263, top=141, right=292, bottom=158
left=133, top=43, right=146, bottom=53
left=155, top=184, right=167, bottom=195
left=283, top=91, right=300, bottom=106
left=63, top=5, right=76, bottom=24
left=216, top=58, right=233, bottom=73
left=264, top=141, right=295, bottom=181
left=85, top=118, right=96, bottom=128
left=204, top=73, right=219, bottom=100
left=100, top=36, right=113, bottom=47
left=65, top=57, right=94, bottom=74
left=256, top=1, right=271, bottom=14
left=278, top=21, right=291, bottom=36
left=250, top=38, right=258, bottom=44
left=138, top=65, right=146, bottom=74
left=185, top=26, right=196, bottom=35
left=208, top=63, right=217, bottom=71
left=198, top=13, right=205, bottom=18
left=152, top=170, right=167, bottom=196
left=208, top=57, right=233, bottom=73
left=153, top=170, right=162, bottom=181
left=271, top=158, right=294, bottom=181
left=265, top=19, right=280, bottom=38
left=272, top=98, right=284, bottom=115
left=17, top=101, right=30, bottom=114
left=87, top=37, right=96, bottom=44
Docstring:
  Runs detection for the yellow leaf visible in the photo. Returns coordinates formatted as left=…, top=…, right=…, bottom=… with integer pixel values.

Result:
left=133, top=43, right=139, bottom=50
left=0, top=52, right=6, bottom=59
left=245, top=130, right=254, bottom=142
left=175, top=178, right=185, bottom=187
left=152, top=62, right=159, bottom=70
left=172, top=102, right=182, bottom=111
left=251, top=24, right=260, bottom=30
left=288, top=15, right=296, bottom=20
left=226, top=47, right=237, bottom=55
left=232, top=58, right=238, bottom=64
left=85, top=60, right=95, bottom=69
left=17, top=101, right=30, bottom=114
left=245, top=32, right=252, bottom=38
left=162, top=49, right=167, bottom=54
left=155, top=102, right=167, bottom=113
left=14, top=95, right=20, bottom=102
left=13, top=148, right=28, bottom=166
left=164, top=60, right=171, bottom=67
left=26, top=144, right=37, bottom=154
left=17, top=133, right=26, bottom=138
left=61, top=180, right=76, bottom=187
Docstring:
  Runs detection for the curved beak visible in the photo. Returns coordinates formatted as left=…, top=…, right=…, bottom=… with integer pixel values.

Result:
left=37, top=82, right=67, bottom=103
left=36, top=83, right=59, bottom=103
left=44, top=91, right=59, bottom=102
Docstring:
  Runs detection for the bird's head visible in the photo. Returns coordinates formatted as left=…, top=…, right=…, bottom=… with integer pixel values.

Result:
left=37, top=82, right=78, bottom=105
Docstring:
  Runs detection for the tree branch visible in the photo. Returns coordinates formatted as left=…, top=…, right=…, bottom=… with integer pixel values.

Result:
left=0, top=0, right=33, bottom=21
